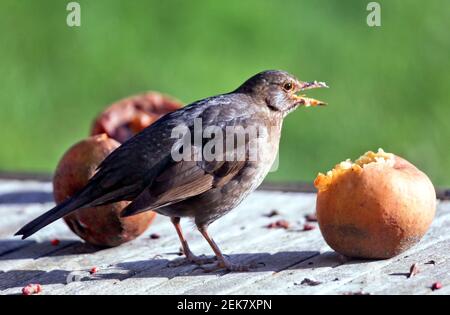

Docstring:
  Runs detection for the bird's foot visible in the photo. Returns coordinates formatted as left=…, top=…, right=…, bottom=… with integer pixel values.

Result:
left=188, top=254, right=217, bottom=265
left=168, top=254, right=216, bottom=268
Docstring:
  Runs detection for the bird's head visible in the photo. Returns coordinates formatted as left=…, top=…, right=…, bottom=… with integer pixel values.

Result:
left=236, top=70, right=328, bottom=116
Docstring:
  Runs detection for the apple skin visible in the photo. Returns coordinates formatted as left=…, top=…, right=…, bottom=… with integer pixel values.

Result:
left=91, top=91, right=182, bottom=143
left=53, top=134, right=156, bottom=247
left=315, top=155, right=436, bottom=259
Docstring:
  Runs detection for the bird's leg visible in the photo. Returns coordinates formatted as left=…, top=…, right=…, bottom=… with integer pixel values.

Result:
left=197, top=225, right=251, bottom=272
left=168, top=217, right=216, bottom=267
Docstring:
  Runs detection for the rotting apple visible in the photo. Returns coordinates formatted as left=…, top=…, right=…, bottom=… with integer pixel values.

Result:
left=314, top=149, right=436, bottom=259
left=91, top=91, right=182, bottom=143
left=53, top=134, right=156, bottom=247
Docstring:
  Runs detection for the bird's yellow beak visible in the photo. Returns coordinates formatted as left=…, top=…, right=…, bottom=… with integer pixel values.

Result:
left=294, top=81, right=328, bottom=107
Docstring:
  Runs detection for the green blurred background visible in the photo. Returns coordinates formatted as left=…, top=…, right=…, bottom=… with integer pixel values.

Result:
left=0, top=0, right=449, bottom=185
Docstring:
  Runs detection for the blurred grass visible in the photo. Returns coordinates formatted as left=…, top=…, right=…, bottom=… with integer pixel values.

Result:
left=0, top=0, right=449, bottom=185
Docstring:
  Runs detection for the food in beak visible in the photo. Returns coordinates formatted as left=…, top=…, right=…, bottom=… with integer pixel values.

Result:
left=295, top=95, right=326, bottom=107
left=295, top=81, right=328, bottom=107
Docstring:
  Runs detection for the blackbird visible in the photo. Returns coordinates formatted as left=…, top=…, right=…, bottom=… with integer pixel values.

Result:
left=15, top=70, right=327, bottom=271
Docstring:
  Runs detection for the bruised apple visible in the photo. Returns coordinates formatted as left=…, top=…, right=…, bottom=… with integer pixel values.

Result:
left=53, top=134, right=156, bottom=247
left=91, top=91, right=182, bottom=143
left=314, top=149, right=436, bottom=259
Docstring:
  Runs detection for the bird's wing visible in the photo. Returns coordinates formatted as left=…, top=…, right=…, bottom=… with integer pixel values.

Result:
left=16, top=94, right=262, bottom=239
left=15, top=102, right=203, bottom=239
left=120, top=101, right=259, bottom=216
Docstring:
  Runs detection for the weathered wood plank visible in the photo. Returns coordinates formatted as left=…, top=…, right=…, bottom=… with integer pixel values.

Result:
left=0, top=179, right=449, bottom=295
left=226, top=201, right=450, bottom=295
left=0, top=215, right=172, bottom=294
left=40, top=192, right=317, bottom=295
left=346, top=240, right=450, bottom=295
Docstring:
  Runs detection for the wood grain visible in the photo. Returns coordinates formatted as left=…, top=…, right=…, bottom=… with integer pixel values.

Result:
left=0, top=179, right=448, bottom=295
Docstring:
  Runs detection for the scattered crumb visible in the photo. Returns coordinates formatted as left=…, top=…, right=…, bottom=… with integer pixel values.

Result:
left=266, top=219, right=290, bottom=229
left=408, top=263, right=420, bottom=278
left=425, top=260, right=436, bottom=265
left=50, top=239, right=60, bottom=246
left=150, top=233, right=160, bottom=239
left=298, top=278, right=322, bottom=286
left=307, top=262, right=314, bottom=265
left=303, top=223, right=316, bottom=231
left=305, top=213, right=317, bottom=222
left=89, top=267, right=99, bottom=274
left=333, top=278, right=339, bottom=281
left=22, top=284, right=42, bottom=295
left=264, top=210, right=280, bottom=218
left=431, top=282, right=442, bottom=291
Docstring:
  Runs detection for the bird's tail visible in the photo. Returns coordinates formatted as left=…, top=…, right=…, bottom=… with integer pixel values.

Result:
left=15, top=190, right=89, bottom=239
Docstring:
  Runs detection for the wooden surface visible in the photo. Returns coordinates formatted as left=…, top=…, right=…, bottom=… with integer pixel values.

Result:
left=0, top=178, right=449, bottom=295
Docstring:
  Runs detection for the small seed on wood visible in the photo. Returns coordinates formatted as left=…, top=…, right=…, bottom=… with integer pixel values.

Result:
left=303, top=223, right=316, bottom=231
left=50, top=239, right=60, bottom=246
left=266, top=219, right=290, bottom=229
left=22, top=284, right=42, bottom=295
left=305, top=213, right=317, bottom=222
left=431, top=282, right=442, bottom=291
left=264, top=210, right=280, bottom=217
left=150, top=233, right=160, bottom=239
left=299, top=278, right=322, bottom=286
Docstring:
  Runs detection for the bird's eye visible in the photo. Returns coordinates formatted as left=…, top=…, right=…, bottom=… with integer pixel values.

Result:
left=283, top=82, right=293, bottom=91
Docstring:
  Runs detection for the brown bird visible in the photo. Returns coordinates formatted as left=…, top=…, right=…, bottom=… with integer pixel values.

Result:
left=15, top=70, right=327, bottom=271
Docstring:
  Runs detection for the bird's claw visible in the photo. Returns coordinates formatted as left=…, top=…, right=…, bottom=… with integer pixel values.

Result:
left=189, top=254, right=217, bottom=265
